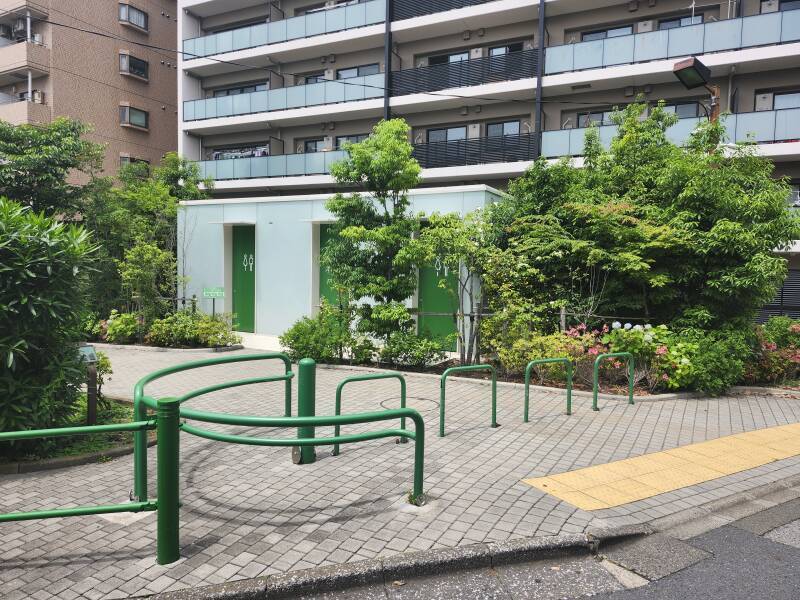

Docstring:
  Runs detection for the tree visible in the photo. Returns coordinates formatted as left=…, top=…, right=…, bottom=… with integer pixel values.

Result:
left=118, top=241, right=176, bottom=325
left=0, top=118, right=104, bottom=215
left=484, top=102, right=799, bottom=335
left=322, top=118, right=422, bottom=341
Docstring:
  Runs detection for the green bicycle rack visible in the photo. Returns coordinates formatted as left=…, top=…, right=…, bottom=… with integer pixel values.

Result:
left=524, top=358, right=573, bottom=420
left=439, top=364, right=498, bottom=437
left=332, top=371, right=407, bottom=456
left=592, top=352, right=635, bottom=411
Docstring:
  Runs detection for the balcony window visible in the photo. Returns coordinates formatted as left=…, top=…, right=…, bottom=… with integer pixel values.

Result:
left=210, top=144, right=269, bottom=160
left=304, top=138, right=325, bottom=153
left=662, top=101, right=702, bottom=118
left=119, top=4, right=149, bottom=31
left=303, top=72, right=326, bottom=84
left=781, top=0, right=800, bottom=10
left=789, top=184, right=800, bottom=210
left=212, top=83, right=268, bottom=97
left=576, top=109, right=618, bottom=127
left=119, top=53, right=149, bottom=80
left=336, top=134, right=368, bottom=148
left=581, top=25, right=632, bottom=42
left=658, top=14, right=703, bottom=30
left=775, top=91, right=800, bottom=110
left=428, top=51, right=469, bottom=66
left=120, top=156, right=150, bottom=167
left=427, top=126, right=467, bottom=143
left=487, top=120, right=520, bottom=137
left=489, top=42, right=524, bottom=56
left=119, top=105, right=149, bottom=129
left=336, top=63, right=380, bottom=79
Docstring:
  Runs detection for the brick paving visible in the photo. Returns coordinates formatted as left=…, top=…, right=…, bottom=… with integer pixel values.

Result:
left=2, top=346, right=800, bottom=598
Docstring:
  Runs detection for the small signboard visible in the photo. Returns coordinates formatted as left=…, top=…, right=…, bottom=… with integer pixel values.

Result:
left=203, top=287, right=225, bottom=299
left=78, top=344, right=98, bottom=364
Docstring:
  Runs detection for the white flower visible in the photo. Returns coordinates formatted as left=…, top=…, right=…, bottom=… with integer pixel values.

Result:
left=644, top=324, right=653, bottom=330
left=624, top=323, right=632, bottom=330
left=633, top=324, right=643, bottom=331
left=612, top=321, right=622, bottom=330
left=680, top=357, right=690, bottom=365
left=644, top=333, right=653, bottom=342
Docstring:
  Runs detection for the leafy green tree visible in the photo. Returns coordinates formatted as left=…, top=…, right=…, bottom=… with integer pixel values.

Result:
left=485, top=102, right=798, bottom=335
left=0, top=118, right=104, bottom=215
left=323, top=118, right=422, bottom=341
left=118, top=241, right=176, bottom=325
left=0, top=199, right=97, bottom=454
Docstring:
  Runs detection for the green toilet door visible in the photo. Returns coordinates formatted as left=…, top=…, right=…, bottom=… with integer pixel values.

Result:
left=319, top=224, right=338, bottom=306
left=232, top=225, right=255, bottom=333
left=418, top=263, right=458, bottom=352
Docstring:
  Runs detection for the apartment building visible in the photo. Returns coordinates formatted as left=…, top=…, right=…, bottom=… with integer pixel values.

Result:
left=177, top=0, right=800, bottom=341
left=0, top=1, right=177, bottom=174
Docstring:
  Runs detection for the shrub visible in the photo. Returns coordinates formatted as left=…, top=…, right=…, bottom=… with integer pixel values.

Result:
left=105, top=310, right=139, bottom=344
left=762, top=316, right=800, bottom=350
left=280, top=301, right=374, bottom=363
left=496, top=331, right=585, bottom=377
left=676, top=328, right=752, bottom=395
left=380, top=332, right=447, bottom=368
left=145, top=311, right=241, bottom=348
left=0, top=199, right=96, bottom=456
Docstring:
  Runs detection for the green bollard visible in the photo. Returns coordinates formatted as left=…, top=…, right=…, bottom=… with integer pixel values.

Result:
left=295, top=358, right=316, bottom=465
left=156, top=397, right=181, bottom=565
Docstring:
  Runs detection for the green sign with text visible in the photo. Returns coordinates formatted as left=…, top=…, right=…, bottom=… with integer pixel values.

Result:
left=203, top=287, right=225, bottom=299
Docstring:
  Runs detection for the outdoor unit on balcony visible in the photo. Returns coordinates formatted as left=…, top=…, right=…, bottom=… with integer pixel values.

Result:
left=755, top=92, right=774, bottom=112
left=0, top=24, right=12, bottom=40
left=636, top=20, right=654, bottom=33
left=761, top=0, right=780, bottom=13
left=33, top=90, right=45, bottom=104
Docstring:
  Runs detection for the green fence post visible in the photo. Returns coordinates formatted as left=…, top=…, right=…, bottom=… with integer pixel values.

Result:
left=566, top=361, right=573, bottom=416
left=627, top=356, right=635, bottom=405
left=156, top=397, right=180, bottom=565
left=491, top=369, right=498, bottom=428
left=296, top=358, right=316, bottom=464
left=284, top=375, right=292, bottom=417
left=133, top=395, right=148, bottom=501
left=411, top=413, right=425, bottom=506
left=439, top=376, right=446, bottom=438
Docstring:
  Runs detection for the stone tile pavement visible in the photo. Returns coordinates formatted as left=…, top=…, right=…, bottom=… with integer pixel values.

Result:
left=2, top=346, right=800, bottom=599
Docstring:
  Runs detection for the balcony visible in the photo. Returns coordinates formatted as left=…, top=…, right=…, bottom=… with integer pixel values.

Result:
left=0, top=39, right=49, bottom=84
left=183, top=0, right=385, bottom=60
left=412, top=133, right=537, bottom=168
left=391, top=49, right=538, bottom=96
left=183, top=74, right=383, bottom=122
left=541, top=108, right=800, bottom=158
left=0, top=96, right=49, bottom=125
left=197, top=150, right=347, bottom=180
left=392, top=0, right=496, bottom=21
left=545, top=9, right=800, bottom=75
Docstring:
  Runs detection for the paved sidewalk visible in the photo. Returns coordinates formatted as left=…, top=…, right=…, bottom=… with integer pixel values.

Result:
left=2, top=346, right=800, bottom=599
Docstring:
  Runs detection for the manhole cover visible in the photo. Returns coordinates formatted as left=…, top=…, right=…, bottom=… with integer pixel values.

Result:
left=380, top=396, right=439, bottom=412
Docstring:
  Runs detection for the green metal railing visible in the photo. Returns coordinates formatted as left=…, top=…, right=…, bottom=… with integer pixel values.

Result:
left=332, top=371, right=407, bottom=456
left=132, top=352, right=293, bottom=502
left=592, top=352, right=635, bottom=411
left=439, top=364, right=497, bottom=437
left=524, top=358, right=573, bottom=420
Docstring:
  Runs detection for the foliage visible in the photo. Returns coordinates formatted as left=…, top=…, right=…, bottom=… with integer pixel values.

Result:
left=495, top=332, right=585, bottom=379
left=761, top=316, right=800, bottom=350
left=95, top=351, right=113, bottom=406
left=743, top=317, right=800, bottom=385
left=486, top=102, right=799, bottom=331
left=118, top=242, right=176, bottom=324
left=0, top=118, right=104, bottom=215
left=323, top=119, right=422, bottom=341
left=279, top=301, right=375, bottom=363
left=145, top=311, right=241, bottom=348
left=379, top=332, right=447, bottom=368
left=0, top=199, right=97, bottom=455
left=104, top=310, right=139, bottom=344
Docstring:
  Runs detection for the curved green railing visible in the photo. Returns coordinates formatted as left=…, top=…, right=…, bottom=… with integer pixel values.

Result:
left=132, top=352, right=293, bottom=501
left=592, top=352, right=635, bottom=411
left=524, top=358, right=573, bottom=420
left=332, top=371, right=407, bottom=456
left=439, top=364, right=498, bottom=437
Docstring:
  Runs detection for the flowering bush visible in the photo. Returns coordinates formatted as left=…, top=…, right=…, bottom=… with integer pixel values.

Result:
left=743, top=318, right=800, bottom=385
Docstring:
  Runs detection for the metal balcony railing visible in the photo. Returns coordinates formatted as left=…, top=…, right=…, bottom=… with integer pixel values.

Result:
left=412, top=133, right=537, bottom=168
left=197, top=150, right=347, bottom=180
left=392, top=0, right=496, bottom=21
left=391, top=49, right=538, bottom=96
left=183, top=0, right=385, bottom=59
left=545, top=8, right=800, bottom=75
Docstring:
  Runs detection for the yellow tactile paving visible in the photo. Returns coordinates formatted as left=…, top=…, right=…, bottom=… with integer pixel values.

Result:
left=523, top=422, right=800, bottom=510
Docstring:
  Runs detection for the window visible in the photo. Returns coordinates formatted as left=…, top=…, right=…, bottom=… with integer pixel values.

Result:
left=581, top=25, right=632, bottom=42
left=489, top=42, right=524, bottom=57
left=576, top=109, right=618, bottom=127
left=119, top=4, right=148, bottom=31
left=780, top=0, right=800, bottom=10
left=119, top=105, right=149, bottom=129
left=303, top=72, right=326, bottom=85
left=428, top=51, right=469, bottom=66
left=212, top=83, right=267, bottom=97
left=486, top=120, right=520, bottom=137
left=658, top=14, right=703, bottom=30
left=120, top=156, right=150, bottom=167
left=775, top=91, right=800, bottom=110
left=295, top=2, right=326, bottom=15
left=426, top=126, right=467, bottom=143
left=336, top=63, right=380, bottom=79
left=662, top=101, right=702, bottom=118
left=119, top=53, right=149, bottom=80
left=336, top=134, right=368, bottom=148
left=210, top=144, right=269, bottom=160
left=303, top=138, right=325, bottom=153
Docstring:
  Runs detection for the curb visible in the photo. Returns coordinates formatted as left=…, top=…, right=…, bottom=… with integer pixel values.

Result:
left=145, top=525, right=651, bottom=600
left=93, top=343, right=244, bottom=354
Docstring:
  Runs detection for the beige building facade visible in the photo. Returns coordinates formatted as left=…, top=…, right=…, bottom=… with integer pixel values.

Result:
left=0, top=0, right=177, bottom=174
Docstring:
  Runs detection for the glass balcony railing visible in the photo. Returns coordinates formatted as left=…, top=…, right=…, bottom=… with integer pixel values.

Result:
left=545, top=9, right=800, bottom=75
left=197, top=150, right=347, bottom=180
left=183, top=73, right=384, bottom=121
left=541, top=108, right=800, bottom=158
left=183, top=0, right=385, bottom=60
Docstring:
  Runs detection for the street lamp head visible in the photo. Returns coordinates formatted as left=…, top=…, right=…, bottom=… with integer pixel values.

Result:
left=673, top=57, right=711, bottom=90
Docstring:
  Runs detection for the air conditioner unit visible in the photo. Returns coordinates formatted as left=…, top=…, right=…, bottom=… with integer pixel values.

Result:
left=323, top=136, right=333, bottom=149
left=761, top=0, right=780, bottom=13
left=30, top=33, right=41, bottom=45
left=0, top=24, right=12, bottom=40
left=416, top=59, right=426, bottom=68
left=636, top=20, right=654, bottom=33
left=521, top=120, right=533, bottom=133
left=467, top=123, right=480, bottom=138
left=323, top=68, right=334, bottom=79
left=755, top=92, right=774, bottom=112
left=32, top=90, right=44, bottom=104
left=469, top=47, right=485, bottom=60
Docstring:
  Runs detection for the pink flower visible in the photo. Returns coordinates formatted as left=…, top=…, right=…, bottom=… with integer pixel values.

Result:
left=588, top=347, right=600, bottom=355
left=602, top=324, right=609, bottom=333
left=577, top=323, right=587, bottom=332
left=656, top=346, right=668, bottom=355
left=790, top=324, right=800, bottom=334
left=763, top=342, right=778, bottom=351
left=661, top=373, right=670, bottom=381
